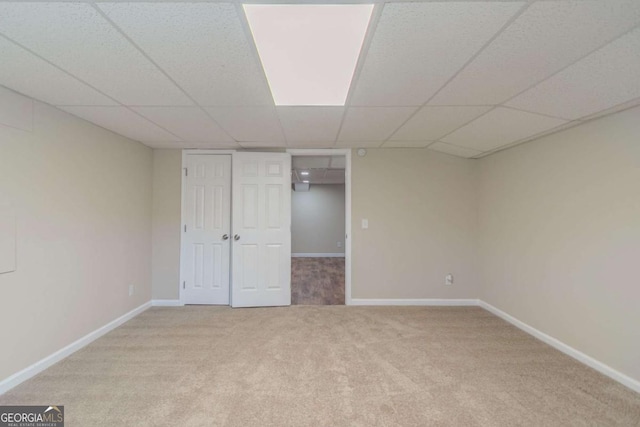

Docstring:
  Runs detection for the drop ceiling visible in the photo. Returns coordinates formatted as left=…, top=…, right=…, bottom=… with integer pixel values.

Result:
left=292, top=156, right=345, bottom=184
left=0, top=1, right=639, bottom=159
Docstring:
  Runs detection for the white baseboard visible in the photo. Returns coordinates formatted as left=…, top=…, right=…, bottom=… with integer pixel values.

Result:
left=151, top=299, right=182, bottom=307
left=0, top=301, right=151, bottom=395
left=349, top=298, right=479, bottom=306
left=292, top=253, right=345, bottom=258
left=478, top=300, right=640, bottom=394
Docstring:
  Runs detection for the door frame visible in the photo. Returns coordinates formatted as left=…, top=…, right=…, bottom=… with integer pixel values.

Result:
left=287, top=148, right=353, bottom=305
left=179, top=149, right=236, bottom=306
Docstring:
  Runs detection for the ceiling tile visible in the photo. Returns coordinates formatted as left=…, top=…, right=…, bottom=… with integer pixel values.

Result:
left=0, top=3, right=191, bottom=106
left=431, top=0, right=640, bottom=106
left=428, top=142, right=483, bottom=159
left=0, top=37, right=116, bottom=107
left=442, top=107, right=567, bottom=152
left=0, top=86, right=32, bottom=131
left=292, top=167, right=345, bottom=184
left=99, top=2, right=272, bottom=106
left=138, top=142, right=184, bottom=149
left=329, top=156, right=346, bottom=169
left=350, top=2, right=523, bottom=106
left=308, top=169, right=326, bottom=182
left=293, top=156, right=331, bottom=169
left=132, top=107, right=232, bottom=143
left=506, top=28, right=640, bottom=120
left=205, top=107, right=284, bottom=142
left=148, top=141, right=240, bottom=150
left=238, top=141, right=287, bottom=148
left=324, top=169, right=345, bottom=180
left=338, top=107, right=416, bottom=142
left=335, top=140, right=382, bottom=148
left=390, top=106, right=491, bottom=141
left=287, top=141, right=336, bottom=149
left=59, top=106, right=179, bottom=143
left=277, top=107, right=344, bottom=143
left=381, top=141, right=432, bottom=148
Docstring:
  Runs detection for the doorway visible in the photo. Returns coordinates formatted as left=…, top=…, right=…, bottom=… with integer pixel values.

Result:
left=288, top=149, right=352, bottom=305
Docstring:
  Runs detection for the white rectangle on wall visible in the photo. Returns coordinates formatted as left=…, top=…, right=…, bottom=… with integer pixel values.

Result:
left=0, top=206, right=16, bottom=274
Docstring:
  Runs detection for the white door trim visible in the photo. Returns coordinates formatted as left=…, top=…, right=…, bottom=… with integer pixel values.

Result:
left=179, top=149, right=236, bottom=305
left=286, top=148, right=352, bottom=305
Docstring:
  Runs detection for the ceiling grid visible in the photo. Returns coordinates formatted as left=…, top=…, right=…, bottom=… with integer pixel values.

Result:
left=0, top=0, right=638, bottom=158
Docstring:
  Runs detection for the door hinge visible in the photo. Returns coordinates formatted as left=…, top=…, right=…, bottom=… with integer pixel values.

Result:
left=184, top=224, right=187, bottom=232
left=183, top=281, right=186, bottom=289
left=184, top=168, right=188, bottom=177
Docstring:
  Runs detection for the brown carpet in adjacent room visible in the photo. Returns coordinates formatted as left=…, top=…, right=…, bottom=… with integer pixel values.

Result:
left=1, top=306, right=639, bottom=426
left=291, top=257, right=344, bottom=305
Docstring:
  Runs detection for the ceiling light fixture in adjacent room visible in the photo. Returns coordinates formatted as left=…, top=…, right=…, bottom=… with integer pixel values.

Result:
left=300, top=171, right=309, bottom=175
left=243, top=4, right=374, bottom=106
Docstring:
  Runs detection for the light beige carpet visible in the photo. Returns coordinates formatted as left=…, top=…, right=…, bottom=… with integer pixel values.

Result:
left=1, top=306, right=639, bottom=426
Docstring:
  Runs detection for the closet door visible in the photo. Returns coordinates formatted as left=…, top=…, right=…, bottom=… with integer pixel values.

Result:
left=181, top=154, right=231, bottom=305
left=231, top=152, right=291, bottom=307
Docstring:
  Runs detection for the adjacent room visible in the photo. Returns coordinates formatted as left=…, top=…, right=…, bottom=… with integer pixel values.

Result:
left=1, top=0, right=639, bottom=425
left=291, top=155, right=346, bottom=305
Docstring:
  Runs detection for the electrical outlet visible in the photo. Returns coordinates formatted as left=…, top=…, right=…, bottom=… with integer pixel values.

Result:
left=445, top=274, right=453, bottom=286
left=361, top=219, right=368, bottom=229
left=337, top=241, right=342, bottom=248
left=129, top=284, right=134, bottom=296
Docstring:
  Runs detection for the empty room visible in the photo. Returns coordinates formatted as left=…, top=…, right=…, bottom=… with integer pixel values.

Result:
left=0, top=0, right=639, bottom=426
left=291, top=155, right=346, bottom=305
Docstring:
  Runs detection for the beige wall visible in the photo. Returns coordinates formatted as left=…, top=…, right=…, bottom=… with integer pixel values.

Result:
left=69, top=104, right=637, bottom=385
left=292, top=184, right=345, bottom=255
left=351, top=149, right=478, bottom=299
left=0, top=94, right=152, bottom=382
left=151, top=149, right=182, bottom=300
left=150, top=149, right=480, bottom=301
left=478, top=106, right=640, bottom=383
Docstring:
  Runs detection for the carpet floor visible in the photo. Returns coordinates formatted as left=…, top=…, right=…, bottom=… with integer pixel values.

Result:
left=1, top=306, right=639, bottom=426
left=291, top=257, right=345, bottom=305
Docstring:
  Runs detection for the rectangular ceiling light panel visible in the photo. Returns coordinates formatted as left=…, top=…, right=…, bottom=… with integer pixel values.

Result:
left=244, top=4, right=374, bottom=106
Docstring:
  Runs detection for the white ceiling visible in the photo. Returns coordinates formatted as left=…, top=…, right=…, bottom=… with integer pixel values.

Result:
left=292, top=156, right=345, bottom=184
left=0, top=0, right=639, bottom=159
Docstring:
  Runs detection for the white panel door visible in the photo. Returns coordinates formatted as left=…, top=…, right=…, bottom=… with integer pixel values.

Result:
left=232, top=152, right=291, bottom=307
left=182, top=154, right=231, bottom=304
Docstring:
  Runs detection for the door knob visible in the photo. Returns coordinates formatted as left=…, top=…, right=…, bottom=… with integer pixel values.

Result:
left=234, top=234, right=240, bottom=241
left=222, top=234, right=229, bottom=240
